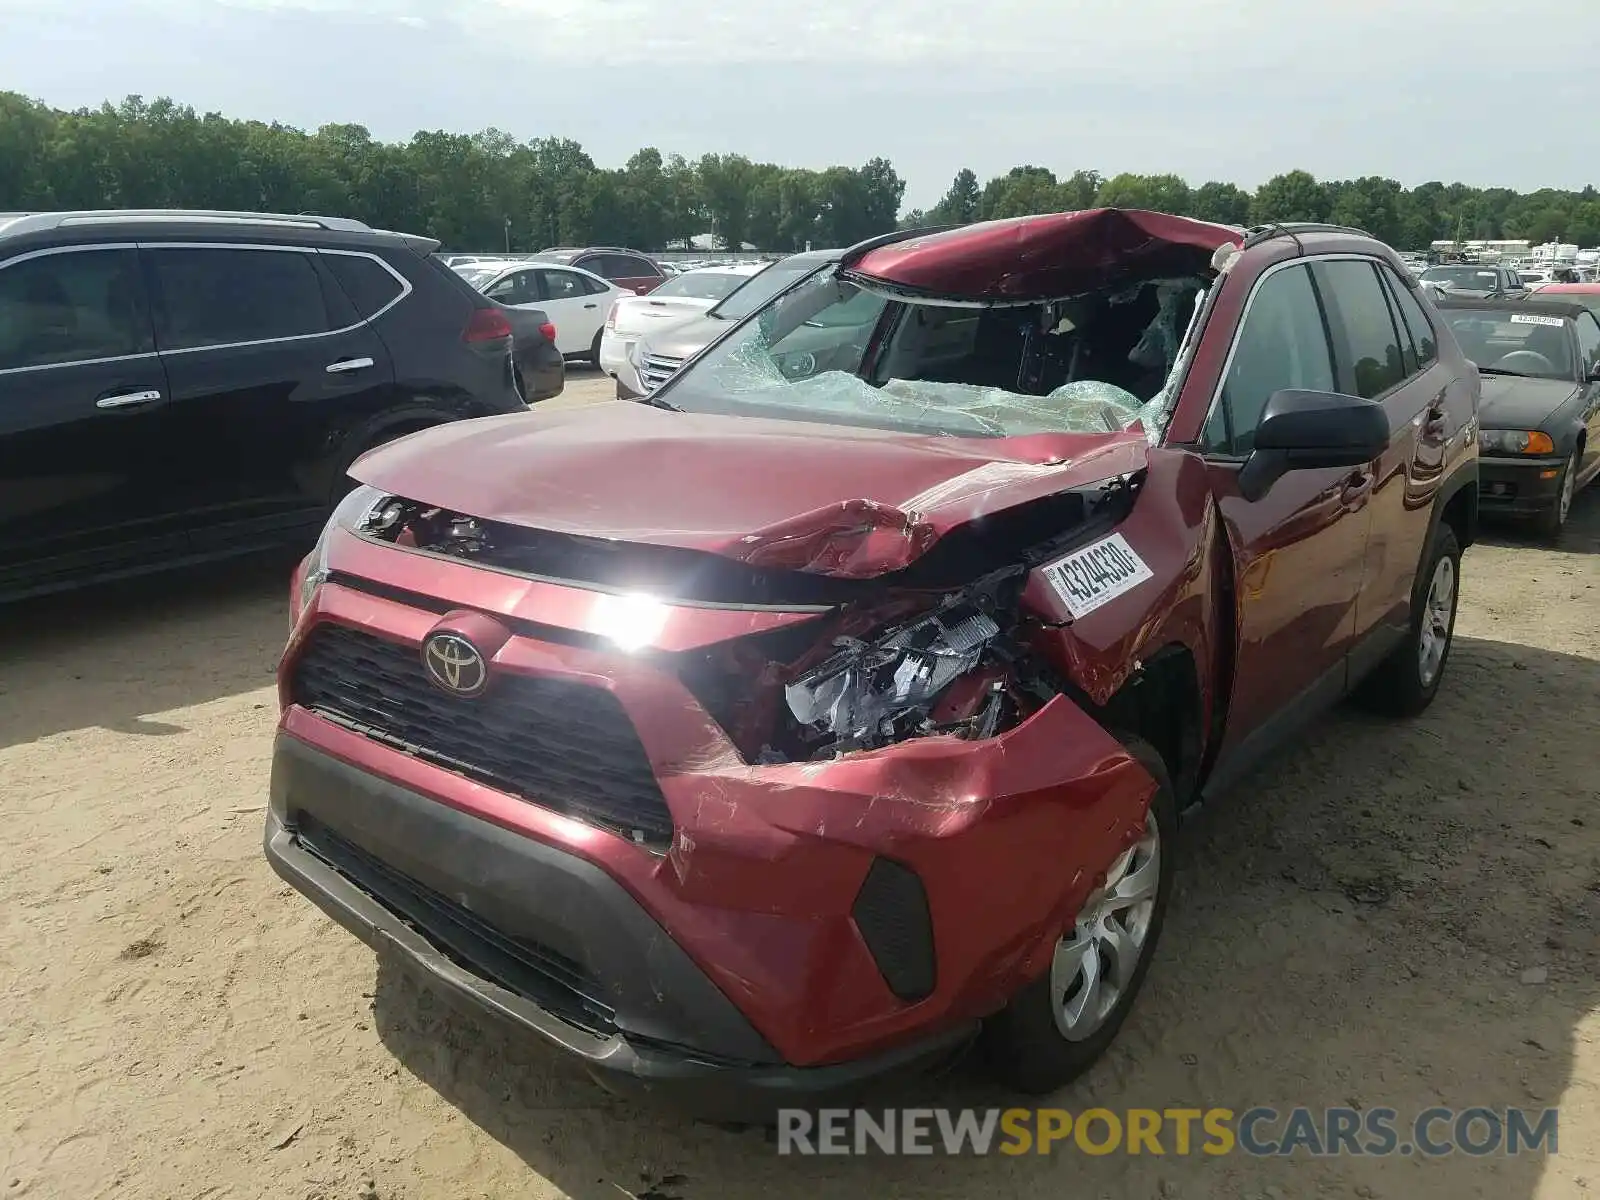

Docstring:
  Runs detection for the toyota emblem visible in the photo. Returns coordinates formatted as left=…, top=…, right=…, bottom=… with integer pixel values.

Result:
left=421, top=632, right=489, bottom=697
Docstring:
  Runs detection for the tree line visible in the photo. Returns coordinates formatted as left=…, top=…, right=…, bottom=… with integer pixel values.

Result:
left=3, top=93, right=1597, bottom=253
left=907, top=167, right=1600, bottom=251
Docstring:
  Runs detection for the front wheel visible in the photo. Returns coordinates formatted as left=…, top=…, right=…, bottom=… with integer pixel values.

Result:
left=1534, top=449, right=1579, bottom=539
left=980, top=736, right=1176, bottom=1094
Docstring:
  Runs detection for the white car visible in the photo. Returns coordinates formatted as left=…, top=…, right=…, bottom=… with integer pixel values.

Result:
left=469, top=261, right=622, bottom=364
left=599, top=263, right=771, bottom=380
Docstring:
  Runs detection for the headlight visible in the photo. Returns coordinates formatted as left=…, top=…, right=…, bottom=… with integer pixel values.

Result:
left=1478, top=429, right=1555, bottom=455
left=294, top=484, right=386, bottom=619
left=785, top=606, right=1001, bottom=751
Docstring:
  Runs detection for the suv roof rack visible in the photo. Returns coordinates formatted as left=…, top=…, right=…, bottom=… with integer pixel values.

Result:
left=1242, top=221, right=1373, bottom=249
left=0, top=209, right=377, bottom=239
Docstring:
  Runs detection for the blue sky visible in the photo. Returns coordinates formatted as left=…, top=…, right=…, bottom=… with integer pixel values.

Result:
left=5, top=0, right=1596, bottom=210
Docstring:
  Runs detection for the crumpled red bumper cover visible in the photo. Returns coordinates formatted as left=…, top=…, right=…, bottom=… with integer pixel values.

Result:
left=273, top=543, right=1158, bottom=1072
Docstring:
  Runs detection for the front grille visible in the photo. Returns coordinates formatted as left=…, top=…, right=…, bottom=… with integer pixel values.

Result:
left=295, top=814, right=617, bottom=1035
left=291, top=624, right=675, bottom=847
left=638, top=353, right=684, bottom=392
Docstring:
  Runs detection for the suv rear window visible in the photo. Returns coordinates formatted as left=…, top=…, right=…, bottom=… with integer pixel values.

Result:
left=323, top=252, right=405, bottom=320
left=151, top=247, right=330, bottom=350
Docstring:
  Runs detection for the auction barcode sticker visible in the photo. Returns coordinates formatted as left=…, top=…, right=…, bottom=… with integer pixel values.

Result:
left=1041, top=532, right=1155, bottom=620
left=1510, top=312, right=1565, bottom=327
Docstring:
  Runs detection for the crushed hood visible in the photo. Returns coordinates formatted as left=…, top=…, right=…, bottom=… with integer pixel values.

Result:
left=350, top=401, right=1150, bottom=578
left=843, top=208, right=1241, bottom=301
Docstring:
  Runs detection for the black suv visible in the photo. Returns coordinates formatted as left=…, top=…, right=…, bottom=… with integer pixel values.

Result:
left=0, top=209, right=537, bottom=601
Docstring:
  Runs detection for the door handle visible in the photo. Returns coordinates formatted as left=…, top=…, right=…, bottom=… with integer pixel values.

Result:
left=326, top=357, right=375, bottom=374
left=584, top=303, right=598, bottom=309
left=1340, top=469, right=1374, bottom=505
left=96, top=389, right=162, bottom=409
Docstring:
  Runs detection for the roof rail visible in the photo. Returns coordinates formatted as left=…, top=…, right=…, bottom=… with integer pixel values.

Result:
left=1242, top=221, right=1373, bottom=249
left=0, top=209, right=376, bottom=238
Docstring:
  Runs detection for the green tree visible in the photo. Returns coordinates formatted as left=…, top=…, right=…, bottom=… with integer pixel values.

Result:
left=1251, top=170, right=1331, bottom=223
left=929, top=167, right=981, bottom=224
left=1191, top=181, right=1251, bottom=226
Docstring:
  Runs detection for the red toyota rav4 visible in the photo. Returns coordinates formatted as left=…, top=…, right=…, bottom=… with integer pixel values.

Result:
left=267, top=210, right=1479, bottom=1119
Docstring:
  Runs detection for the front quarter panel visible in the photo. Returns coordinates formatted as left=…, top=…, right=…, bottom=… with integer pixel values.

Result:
left=1022, top=449, right=1221, bottom=727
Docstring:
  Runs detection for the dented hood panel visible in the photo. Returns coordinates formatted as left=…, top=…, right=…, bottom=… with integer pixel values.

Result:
left=845, top=208, right=1242, bottom=301
left=350, top=401, right=1151, bottom=578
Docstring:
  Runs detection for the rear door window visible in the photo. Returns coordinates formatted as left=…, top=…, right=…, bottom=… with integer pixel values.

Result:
left=591, top=254, right=658, bottom=282
left=322, top=252, right=405, bottom=320
left=1383, top=270, right=1439, bottom=371
left=1204, top=264, right=1336, bottom=455
left=1312, top=259, right=1408, bottom=398
left=151, top=247, right=330, bottom=350
left=0, top=248, right=154, bottom=371
left=538, top=269, right=588, bottom=301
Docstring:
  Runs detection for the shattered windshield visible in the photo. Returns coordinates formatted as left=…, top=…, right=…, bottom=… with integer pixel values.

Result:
left=654, top=265, right=1204, bottom=441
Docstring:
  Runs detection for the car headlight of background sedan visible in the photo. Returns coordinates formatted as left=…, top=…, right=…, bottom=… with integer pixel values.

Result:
left=1478, top=429, right=1555, bottom=455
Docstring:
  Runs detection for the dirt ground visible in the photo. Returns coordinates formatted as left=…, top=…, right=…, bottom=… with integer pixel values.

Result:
left=3, top=366, right=1598, bottom=1198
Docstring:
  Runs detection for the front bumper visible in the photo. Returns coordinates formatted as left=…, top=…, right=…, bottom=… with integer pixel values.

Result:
left=266, top=735, right=973, bottom=1121
left=1478, top=452, right=1565, bottom=516
left=270, top=540, right=1159, bottom=1102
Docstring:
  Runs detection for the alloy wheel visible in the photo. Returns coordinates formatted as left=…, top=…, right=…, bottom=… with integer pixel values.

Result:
left=1417, top=554, right=1456, bottom=688
left=1050, top=811, right=1161, bottom=1042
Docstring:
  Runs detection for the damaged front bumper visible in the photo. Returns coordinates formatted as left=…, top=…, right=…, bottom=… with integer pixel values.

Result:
left=269, top=535, right=1159, bottom=1112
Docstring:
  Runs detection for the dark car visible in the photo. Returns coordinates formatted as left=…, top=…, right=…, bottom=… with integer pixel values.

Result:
left=0, top=209, right=532, bottom=602
left=1417, top=262, right=1529, bottom=300
left=613, top=248, right=845, bottom=399
left=1436, top=294, right=1600, bottom=534
left=533, top=246, right=665, bottom=295
left=268, top=211, right=1478, bottom=1120
left=484, top=299, right=565, bottom=401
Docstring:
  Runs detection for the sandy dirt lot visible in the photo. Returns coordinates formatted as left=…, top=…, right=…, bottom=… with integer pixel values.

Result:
left=3, top=369, right=1597, bottom=1198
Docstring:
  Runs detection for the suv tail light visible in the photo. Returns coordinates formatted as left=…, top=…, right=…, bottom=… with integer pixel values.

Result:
left=538, top=321, right=557, bottom=342
left=463, top=306, right=513, bottom=343
left=605, top=301, right=619, bottom=329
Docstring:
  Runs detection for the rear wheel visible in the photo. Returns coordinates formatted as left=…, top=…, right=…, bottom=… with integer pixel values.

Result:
left=981, top=736, right=1176, bottom=1094
left=589, top=329, right=604, bottom=365
left=1534, top=448, right=1579, bottom=539
left=1356, top=523, right=1461, bottom=717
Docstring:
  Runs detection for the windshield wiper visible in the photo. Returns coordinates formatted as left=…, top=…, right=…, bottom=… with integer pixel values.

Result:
left=1475, top=366, right=1523, bottom=377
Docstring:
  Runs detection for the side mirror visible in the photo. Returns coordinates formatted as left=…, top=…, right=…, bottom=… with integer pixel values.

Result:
left=1238, top=389, right=1391, bottom=502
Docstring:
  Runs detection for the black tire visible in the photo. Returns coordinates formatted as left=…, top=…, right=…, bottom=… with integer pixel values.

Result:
left=589, top=328, right=604, bottom=365
left=980, top=736, right=1177, bottom=1095
left=1355, top=522, right=1461, bottom=717
left=1533, top=448, right=1579, bottom=540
